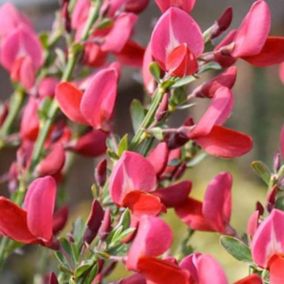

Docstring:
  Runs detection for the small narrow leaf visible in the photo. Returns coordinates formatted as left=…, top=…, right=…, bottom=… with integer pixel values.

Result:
left=149, top=62, right=161, bottom=82
left=130, top=99, right=145, bottom=133
left=118, top=134, right=129, bottom=156
left=172, top=76, right=196, bottom=88
left=251, top=161, right=271, bottom=185
left=220, top=236, right=252, bottom=263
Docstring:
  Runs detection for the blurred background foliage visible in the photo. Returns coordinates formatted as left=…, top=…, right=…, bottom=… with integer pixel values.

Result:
left=0, top=0, right=283, bottom=283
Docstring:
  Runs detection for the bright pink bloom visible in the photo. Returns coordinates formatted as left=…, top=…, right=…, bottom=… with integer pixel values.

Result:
left=1, top=26, right=43, bottom=89
left=71, top=0, right=89, bottom=31
left=180, top=253, right=228, bottom=284
left=155, top=0, right=196, bottom=13
left=0, top=3, right=32, bottom=39
left=126, top=215, right=172, bottom=270
left=252, top=209, right=284, bottom=268
left=175, top=172, right=233, bottom=234
left=124, top=0, right=149, bottom=13
left=0, top=176, right=56, bottom=244
left=280, top=63, right=284, bottom=84
left=231, top=0, right=271, bottom=58
left=235, top=274, right=263, bottom=284
left=38, top=77, right=59, bottom=98
left=150, top=7, right=203, bottom=76
left=37, top=144, right=65, bottom=176
left=56, top=66, right=119, bottom=129
left=109, top=151, right=157, bottom=206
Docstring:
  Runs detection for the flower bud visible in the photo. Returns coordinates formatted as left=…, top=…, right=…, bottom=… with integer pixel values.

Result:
left=273, top=152, right=281, bottom=173
left=211, top=7, right=233, bottom=39
left=98, top=208, right=112, bottom=241
left=95, top=159, right=107, bottom=187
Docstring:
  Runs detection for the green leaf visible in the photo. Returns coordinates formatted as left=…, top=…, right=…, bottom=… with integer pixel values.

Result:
left=199, top=62, right=222, bottom=73
left=75, top=259, right=95, bottom=278
left=117, top=209, right=131, bottom=230
left=118, top=134, right=128, bottom=156
left=130, top=99, right=145, bottom=133
left=220, top=236, right=252, bottom=263
left=72, top=218, right=86, bottom=244
left=172, top=76, right=196, bottom=88
left=251, top=161, right=271, bottom=185
left=148, top=127, right=164, bottom=140
left=186, top=152, right=207, bottom=167
left=149, top=62, right=161, bottom=82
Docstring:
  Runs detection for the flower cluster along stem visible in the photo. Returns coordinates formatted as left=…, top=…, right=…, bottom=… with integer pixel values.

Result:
left=30, top=0, right=102, bottom=169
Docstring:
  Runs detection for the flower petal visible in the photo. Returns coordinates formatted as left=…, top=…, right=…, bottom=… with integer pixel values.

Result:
left=155, top=0, right=196, bottom=13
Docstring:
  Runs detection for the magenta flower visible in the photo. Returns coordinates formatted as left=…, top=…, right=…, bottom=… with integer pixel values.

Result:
left=175, top=172, right=233, bottom=234
left=0, top=176, right=57, bottom=244
left=150, top=7, right=204, bottom=77
left=56, top=65, right=119, bottom=129
left=0, top=26, right=43, bottom=89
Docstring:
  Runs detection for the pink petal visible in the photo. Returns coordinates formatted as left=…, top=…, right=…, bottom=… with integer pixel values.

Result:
left=38, top=77, right=59, bottom=98
left=125, top=0, right=149, bottom=13
left=181, top=253, right=228, bottom=284
left=194, top=125, right=253, bottom=158
left=243, top=37, right=284, bottom=67
left=252, top=209, right=284, bottom=268
left=155, top=181, right=192, bottom=207
left=71, top=0, right=89, bottom=30
left=80, top=67, right=119, bottom=129
left=55, top=82, right=87, bottom=124
left=142, top=44, right=156, bottom=94
left=101, top=13, right=137, bottom=53
left=24, top=176, right=57, bottom=242
left=247, top=210, right=260, bottom=239
left=155, top=0, right=196, bottom=13
left=0, top=197, right=37, bottom=244
left=109, top=151, right=157, bottom=205
left=146, top=142, right=169, bottom=176
left=150, top=7, right=203, bottom=69
left=119, top=273, right=146, bottom=284
left=232, top=0, right=271, bottom=58
left=37, top=143, right=65, bottom=176
left=190, top=87, right=234, bottom=137
left=126, top=215, right=173, bottom=270
left=193, top=66, right=237, bottom=98
left=69, top=130, right=108, bottom=157
left=202, top=172, right=232, bottom=233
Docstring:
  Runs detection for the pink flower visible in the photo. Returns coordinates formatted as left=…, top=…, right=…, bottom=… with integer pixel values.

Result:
left=55, top=65, right=119, bottom=129
left=155, top=0, right=196, bottom=13
left=0, top=26, right=43, bottom=89
left=150, top=7, right=203, bottom=77
left=108, top=151, right=157, bottom=206
left=126, top=215, right=173, bottom=270
left=235, top=274, right=263, bottom=284
left=180, top=253, right=228, bottom=284
left=175, top=172, right=233, bottom=234
left=0, top=176, right=57, bottom=244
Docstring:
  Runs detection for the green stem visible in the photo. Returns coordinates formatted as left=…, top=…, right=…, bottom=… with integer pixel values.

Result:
left=131, top=87, right=165, bottom=148
left=0, top=88, right=25, bottom=143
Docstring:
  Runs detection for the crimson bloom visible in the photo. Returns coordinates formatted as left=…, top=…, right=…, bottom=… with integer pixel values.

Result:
left=251, top=209, right=284, bottom=283
left=0, top=176, right=57, bottom=244
left=150, top=7, right=204, bottom=77
left=55, top=65, right=119, bottom=129
left=175, top=172, right=233, bottom=234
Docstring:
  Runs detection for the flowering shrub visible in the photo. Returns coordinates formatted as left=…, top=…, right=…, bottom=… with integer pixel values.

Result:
left=0, top=0, right=283, bottom=283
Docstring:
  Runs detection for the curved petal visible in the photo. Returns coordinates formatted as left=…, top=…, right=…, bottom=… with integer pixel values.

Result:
left=194, top=125, right=253, bottom=158
left=269, top=255, right=284, bottom=284
left=202, top=172, right=232, bottom=233
left=150, top=7, right=203, bottom=68
left=126, top=215, right=172, bottom=269
left=24, top=176, right=57, bottom=242
left=55, top=82, right=87, bottom=124
left=80, top=67, right=119, bottom=129
left=232, top=0, right=271, bottom=57
left=109, top=151, right=157, bottom=205
left=0, top=197, right=36, bottom=244
left=155, top=0, right=196, bottom=13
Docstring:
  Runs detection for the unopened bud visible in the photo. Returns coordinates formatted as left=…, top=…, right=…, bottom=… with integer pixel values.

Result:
left=83, top=200, right=104, bottom=244
left=211, top=7, right=233, bottom=39
left=273, top=152, right=281, bottom=173
left=95, top=159, right=107, bottom=187
left=98, top=208, right=112, bottom=241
